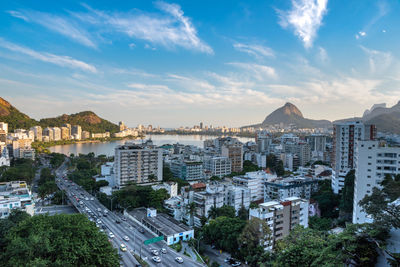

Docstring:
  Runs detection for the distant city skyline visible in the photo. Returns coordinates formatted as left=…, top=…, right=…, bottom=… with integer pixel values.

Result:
left=1, top=0, right=400, bottom=127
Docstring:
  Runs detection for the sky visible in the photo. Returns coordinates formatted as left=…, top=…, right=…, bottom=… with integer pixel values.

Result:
left=1, top=0, right=400, bottom=128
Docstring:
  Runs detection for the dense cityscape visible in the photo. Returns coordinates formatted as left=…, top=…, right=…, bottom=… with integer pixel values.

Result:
left=1, top=0, right=400, bottom=267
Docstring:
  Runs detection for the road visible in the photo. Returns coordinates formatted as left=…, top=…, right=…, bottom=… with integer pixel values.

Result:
left=35, top=205, right=78, bottom=215
left=55, top=162, right=205, bottom=267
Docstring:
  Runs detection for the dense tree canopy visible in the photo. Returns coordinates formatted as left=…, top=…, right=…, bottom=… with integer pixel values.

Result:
left=0, top=213, right=119, bottom=267
left=0, top=158, right=36, bottom=184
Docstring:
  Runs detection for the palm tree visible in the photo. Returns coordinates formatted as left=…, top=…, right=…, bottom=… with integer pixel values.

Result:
left=208, top=205, right=219, bottom=219
left=185, top=202, right=196, bottom=226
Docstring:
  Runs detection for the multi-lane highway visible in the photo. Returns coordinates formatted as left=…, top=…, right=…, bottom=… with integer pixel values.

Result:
left=55, top=163, right=205, bottom=267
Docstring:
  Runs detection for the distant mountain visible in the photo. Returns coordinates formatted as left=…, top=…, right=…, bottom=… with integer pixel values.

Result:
left=0, top=97, right=118, bottom=133
left=245, top=102, right=332, bottom=129
left=0, top=97, right=37, bottom=130
left=40, top=111, right=119, bottom=134
left=362, top=101, right=400, bottom=134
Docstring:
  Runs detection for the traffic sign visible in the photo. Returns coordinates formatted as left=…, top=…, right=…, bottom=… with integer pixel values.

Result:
left=143, top=235, right=164, bottom=245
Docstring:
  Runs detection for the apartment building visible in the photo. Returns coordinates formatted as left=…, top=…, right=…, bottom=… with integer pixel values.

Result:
left=0, top=181, right=34, bottom=217
left=233, top=171, right=276, bottom=202
left=222, top=142, right=243, bottom=173
left=306, top=134, right=327, bottom=161
left=43, top=127, right=54, bottom=141
left=30, top=126, right=42, bottom=142
left=352, top=140, right=400, bottom=224
left=264, top=176, right=318, bottom=201
left=170, top=159, right=203, bottom=181
left=249, top=197, right=309, bottom=250
left=114, top=143, right=162, bottom=188
left=61, top=127, right=70, bottom=139
left=71, top=125, right=82, bottom=140
left=332, top=121, right=376, bottom=194
left=283, top=142, right=311, bottom=167
left=203, top=156, right=231, bottom=178
left=52, top=127, right=61, bottom=141
left=0, top=146, right=10, bottom=167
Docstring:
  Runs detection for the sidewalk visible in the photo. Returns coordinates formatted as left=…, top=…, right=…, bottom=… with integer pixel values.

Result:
left=182, top=242, right=198, bottom=261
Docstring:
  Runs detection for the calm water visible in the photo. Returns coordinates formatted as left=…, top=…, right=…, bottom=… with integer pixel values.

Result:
left=49, top=134, right=254, bottom=156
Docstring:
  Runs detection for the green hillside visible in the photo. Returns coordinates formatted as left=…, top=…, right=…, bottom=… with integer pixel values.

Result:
left=39, top=111, right=119, bottom=134
left=0, top=97, right=119, bottom=133
left=0, top=97, right=38, bottom=131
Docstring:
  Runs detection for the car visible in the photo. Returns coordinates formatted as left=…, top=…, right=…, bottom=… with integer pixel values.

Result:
left=109, top=232, right=115, bottom=238
left=99, top=229, right=104, bottom=232
left=139, top=228, right=144, bottom=233
left=151, top=249, right=159, bottom=256
left=224, top=258, right=232, bottom=263
left=161, top=248, right=167, bottom=254
left=120, top=244, right=127, bottom=252
left=103, top=213, right=107, bottom=217
left=121, top=217, right=127, bottom=221
left=85, top=197, right=89, bottom=201
left=123, top=236, right=130, bottom=241
left=97, top=208, right=101, bottom=212
left=152, top=256, right=161, bottom=263
left=115, top=220, right=121, bottom=224
left=175, top=257, right=184, bottom=263
left=231, top=262, right=241, bottom=267
left=90, top=197, right=94, bottom=201
left=102, top=225, right=107, bottom=230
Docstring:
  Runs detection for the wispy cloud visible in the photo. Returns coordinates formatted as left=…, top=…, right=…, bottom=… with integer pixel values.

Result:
left=355, top=1, right=389, bottom=40
left=6, top=11, right=29, bottom=21
left=8, top=10, right=96, bottom=48
left=233, top=43, right=274, bottom=59
left=0, top=39, right=97, bottom=73
left=278, top=0, right=328, bottom=48
left=71, top=2, right=213, bottom=54
left=360, top=46, right=392, bottom=74
left=227, top=62, right=277, bottom=80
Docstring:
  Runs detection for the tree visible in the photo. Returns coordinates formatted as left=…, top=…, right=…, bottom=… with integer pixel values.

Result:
left=186, top=202, right=196, bottom=226
left=311, top=180, right=340, bottom=218
left=149, top=189, right=169, bottom=211
left=216, top=205, right=236, bottom=218
left=38, top=181, right=58, bottom=199
left=308, top=216, right=332, bottom=231
left=238, top=218, right=271, bottom=266
left=359, top=173, right=400, bottom=229
left=148, top=174, right=157, bottom=182
left=0, top=214, right=119, bottom=266
left=237, top=205, right=249, bottom=221
left=208, top=206, right=219, bottom=219
left=339, top=169, right=355, bottom=219
left=275, top=160, right=285, bottom=176
left=202, top=216, right=246, bottom=256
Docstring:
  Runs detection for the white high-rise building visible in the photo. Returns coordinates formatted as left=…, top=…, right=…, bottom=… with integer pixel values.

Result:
left=114, top=143, right=162, bottom=188
left=203, top=156, right=231, bottom=178
left=352, top=140, right=400, bottom=224
left=332, top=121, right=376, bottom=194
left=30, top=126, right=42, bottom=142
left=52, top=127, right=61, bottom=141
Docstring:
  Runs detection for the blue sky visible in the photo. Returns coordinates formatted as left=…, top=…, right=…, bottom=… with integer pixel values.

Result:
left=1, top=0, right=400, bottom=128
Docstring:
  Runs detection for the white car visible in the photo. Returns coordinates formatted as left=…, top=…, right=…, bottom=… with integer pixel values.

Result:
left=175, top=257, right=184, bottom=263
left=90, top=197, right=94, bottom=200
left=123, top=236, right=130, bottom=241
left=152, top=256, right=161, bottom=263
left=109, top=232, right=115, bottom=238
left=151, top=249, right=159, bottom=256
left=161, top=248, right=167, bottom=254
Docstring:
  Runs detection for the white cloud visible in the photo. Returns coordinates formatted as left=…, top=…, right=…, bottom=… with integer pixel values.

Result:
left=8, top=10, right=96, bottom=48
left=360, top=46, right=392, bottom=74
left=0, top=39, right=97, bottom=73
left=317, top=47, right=328, bottom=63
left=6, top=11, right=29, bottom=21
left=355, top=31, right=366, bottom=39
left=74, top=2, right=213, bottom=54
left=278, top=0, right=328, bottom=48
left=227, top=62, right=277, bottom=80
left=233, top=43, right=274, bottom=59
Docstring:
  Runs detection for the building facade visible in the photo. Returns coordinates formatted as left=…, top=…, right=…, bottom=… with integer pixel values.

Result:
left=352, top=140, right=400, bottom=224
left=114, top=143, right=162, bottom=188
left=222, top=143, right=243, bottom=173
left=332, top=121, right=376, bottom=194
left=203, top=156, right=231, bottom=178
left=249, top=197, right=309, bottom=250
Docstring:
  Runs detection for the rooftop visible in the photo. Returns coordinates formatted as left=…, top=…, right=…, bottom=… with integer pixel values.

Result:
left=128, top=208, right=192, bottom=236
